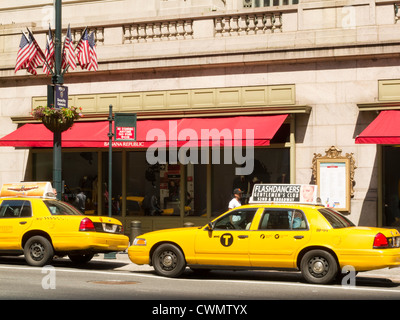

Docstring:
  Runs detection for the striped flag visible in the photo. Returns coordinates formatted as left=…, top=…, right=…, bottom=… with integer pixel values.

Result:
left=43, top=26, right=55, bottom=75
left=87, top=31, right=98, bottom=71
left=27, top=29, right=45, bottom=70
left=15, top=33, right=31, bottom=73
left=15, top=31, right=44, bottom=75
left=62, top=24, right=77, bottom=70
left=76, top=28, right=90, bottom=69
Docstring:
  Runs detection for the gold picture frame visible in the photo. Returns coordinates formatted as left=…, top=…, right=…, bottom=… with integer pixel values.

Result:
left=311, top=146, right=356, bottom=212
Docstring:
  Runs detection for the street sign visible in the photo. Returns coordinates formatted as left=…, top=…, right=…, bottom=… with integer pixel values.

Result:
left=114, top=113, right=137, bottom=141
left=55, top=84, right=68, bottom=109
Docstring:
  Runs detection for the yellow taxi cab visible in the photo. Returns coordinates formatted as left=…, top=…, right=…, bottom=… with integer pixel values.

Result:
left=128, top=184, right=400, bottom=284
left=0, top=182, right=129, bottom=267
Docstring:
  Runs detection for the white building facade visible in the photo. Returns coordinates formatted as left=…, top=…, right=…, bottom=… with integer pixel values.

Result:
left=0, top=0, right=400, bottom=232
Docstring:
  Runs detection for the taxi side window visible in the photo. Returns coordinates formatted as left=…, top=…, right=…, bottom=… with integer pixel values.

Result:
left=0, top=200, right=32, bottom=218
left=214, top=208, right=257, bottom=230
left=259, top=209, right=307, bottom=230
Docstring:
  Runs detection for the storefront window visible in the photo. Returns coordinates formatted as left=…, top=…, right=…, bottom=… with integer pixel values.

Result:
left=126, top=151, right=182, bottom=217
left=383, top=146, right=400, bottom=227
left=126, top=151, right=161, bottom=216
left=33, top=151, right=98, bottom=214
left=191, top=164, right=207, bottom=216
left=212, top=148, right=290, bottom=216
left=102, top=151, right=122, bottom=216
left=32, top=137, right=291, bottom=220
left=32, top=152, right=52, bottom=182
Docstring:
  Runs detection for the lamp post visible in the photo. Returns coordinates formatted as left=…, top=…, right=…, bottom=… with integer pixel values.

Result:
left=49, top=0, right=64, bottom=200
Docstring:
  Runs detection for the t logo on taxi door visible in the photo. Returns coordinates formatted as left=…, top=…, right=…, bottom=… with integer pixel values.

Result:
left=220, top=233, right=234, bottom=247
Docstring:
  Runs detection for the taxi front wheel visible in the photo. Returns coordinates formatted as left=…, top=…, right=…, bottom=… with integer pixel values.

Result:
left=300, top=250, right=338, bottom=284
left=152, top=244, right=186, bottom=278
left=24, top=236, right=54, bottom=267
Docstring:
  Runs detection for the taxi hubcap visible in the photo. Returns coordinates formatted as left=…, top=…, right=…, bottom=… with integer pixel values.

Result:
left=30, top=242, right=45, bottom=261
left=159, top=251, right=177, bottom=270
left=308, top=257, right=329, bottom=277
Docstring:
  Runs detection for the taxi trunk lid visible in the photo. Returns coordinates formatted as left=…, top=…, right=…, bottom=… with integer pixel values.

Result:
left=80, top=216, right=124, bottom=234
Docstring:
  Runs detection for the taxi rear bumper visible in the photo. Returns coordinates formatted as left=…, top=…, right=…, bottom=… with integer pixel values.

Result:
left=338, top=248, right=400, bottom=271
left=52, top=232, right=129, bottom=253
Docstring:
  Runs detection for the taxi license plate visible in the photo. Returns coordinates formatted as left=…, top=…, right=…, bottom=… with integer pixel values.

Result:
left=102, top=223, right=117, bottom=233
left=395, top=237, right=400, bottom=248
left=389, top=236, right=400, bottom=248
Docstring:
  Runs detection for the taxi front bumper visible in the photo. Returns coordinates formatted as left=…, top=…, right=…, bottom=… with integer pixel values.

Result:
left=128, top=245, right=150, bottom=265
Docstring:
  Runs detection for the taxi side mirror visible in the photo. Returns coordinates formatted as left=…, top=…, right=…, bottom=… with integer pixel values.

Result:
left=207, top=222, right=214, bottom=231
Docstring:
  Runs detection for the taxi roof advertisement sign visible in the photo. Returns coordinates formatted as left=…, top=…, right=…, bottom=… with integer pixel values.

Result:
left=0, top=182, right=54, bottom=198
left=250, top=184, right=318, bottom=204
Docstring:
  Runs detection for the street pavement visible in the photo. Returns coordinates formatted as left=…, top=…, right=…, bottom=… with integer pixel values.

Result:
left=94, top=252, right=400, bottom=283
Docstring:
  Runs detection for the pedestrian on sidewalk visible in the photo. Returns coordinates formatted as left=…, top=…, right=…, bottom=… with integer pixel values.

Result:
left=228, top=188, right=242, bottom=210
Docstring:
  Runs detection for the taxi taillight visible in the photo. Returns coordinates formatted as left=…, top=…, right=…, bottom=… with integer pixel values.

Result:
left=373, top=233, right=389, bottom=248
left=79, top=218, right=96, bottom=231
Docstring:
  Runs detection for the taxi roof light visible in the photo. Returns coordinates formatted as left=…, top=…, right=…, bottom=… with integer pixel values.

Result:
left=79, top=218, right=96, bottom=232
left=373, top=233, right=388, bottom=248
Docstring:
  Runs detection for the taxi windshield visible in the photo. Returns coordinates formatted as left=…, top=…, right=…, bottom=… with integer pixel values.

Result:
left=44, top=200, right=82, bottom=216
left=318, top=208, right=355, bottom=228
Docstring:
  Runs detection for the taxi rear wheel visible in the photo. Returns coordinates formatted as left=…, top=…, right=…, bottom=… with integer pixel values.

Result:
left=300, top=250, right=338, bottom=284
left=24, top=236, right=54, bottom=267
left=152, top=244, right=186, bottom=278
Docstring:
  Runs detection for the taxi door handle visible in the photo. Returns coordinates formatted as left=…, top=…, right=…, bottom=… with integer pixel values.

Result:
left=238, top=235, right=248, bottom=239
left=19, top=221, right=27, bottom=225
left=294, top=235, right=304, bottom=239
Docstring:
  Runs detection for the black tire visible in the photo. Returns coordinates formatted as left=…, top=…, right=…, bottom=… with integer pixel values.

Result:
left=300, top=250, right=338, bottom=284
left=152, top=244, right=186, bottom=278
left=68, top=253, right=94, bottom=264
left=24, top=236, right=54, bottom=267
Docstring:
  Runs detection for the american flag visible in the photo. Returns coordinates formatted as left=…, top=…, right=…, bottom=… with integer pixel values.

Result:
left=27, top=29, right=45, bottom=70
left=76, top=28, right=90, bottom=69
left=15, top=31, right=45, bottom=75
left=14, top=33, right=31, bottom=73
left=87, top=31, right=98, bottom=71
left=62, top=24, right=77, bottom=71
left=43, top=26, right=55, bottom=75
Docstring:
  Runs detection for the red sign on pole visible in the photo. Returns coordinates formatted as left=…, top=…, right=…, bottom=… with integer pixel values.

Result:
left=116, top=126, right=135, bottom=140
left=114, top=113, right=137, bottom=142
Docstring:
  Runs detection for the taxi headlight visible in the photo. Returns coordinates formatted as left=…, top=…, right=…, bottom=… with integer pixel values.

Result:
left=133, top=238, right=147, bottom=246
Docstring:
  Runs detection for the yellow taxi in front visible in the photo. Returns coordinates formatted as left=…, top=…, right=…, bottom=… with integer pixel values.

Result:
left=129, top=201, right=400, bottom=284
left=0, top=182, right=129, bottom=266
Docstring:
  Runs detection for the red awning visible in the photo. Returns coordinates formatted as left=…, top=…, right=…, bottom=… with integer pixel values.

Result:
left=355, top=110, right=400, bottom=144
left=0, top=114, right=288, bottom=148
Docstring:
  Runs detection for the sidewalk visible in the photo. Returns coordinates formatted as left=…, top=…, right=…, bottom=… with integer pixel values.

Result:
left=93, top=252, right=400, bottom=283
left=93, top=252, right=153, bottom=272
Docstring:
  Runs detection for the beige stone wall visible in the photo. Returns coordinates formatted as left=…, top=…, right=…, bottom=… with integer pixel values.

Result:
left=1, top=0, right=400, bottom=225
